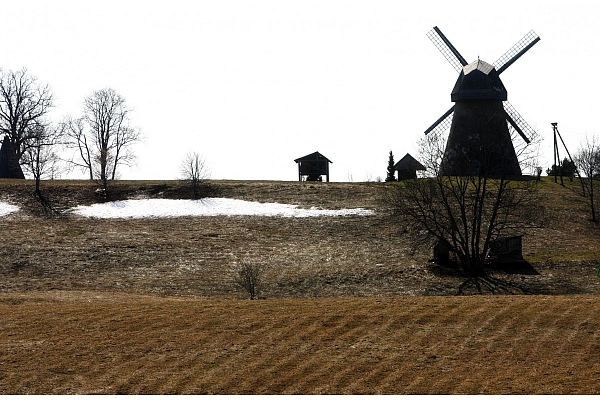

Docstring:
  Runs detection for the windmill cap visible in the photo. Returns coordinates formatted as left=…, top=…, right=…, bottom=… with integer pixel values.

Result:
left=451, top=59, right=507, bottom=102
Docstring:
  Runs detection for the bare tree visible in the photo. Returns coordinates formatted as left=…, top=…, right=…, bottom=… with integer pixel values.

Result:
left=64, top=116, right=93, bottom=180
left=180, top=151, right=210, bottom=199
left=0, top=68, right=54, bottom=162
left=22, top=122, right=65, bottom=197
left=66, top=88, right=141, bottom=192
left=574, top=135, right=600, bottom=222
left=235, top=261, right=265, bottom=300
left=511, top=124, right=543, bottom=177
left=385, top=131, right=544, bottom=278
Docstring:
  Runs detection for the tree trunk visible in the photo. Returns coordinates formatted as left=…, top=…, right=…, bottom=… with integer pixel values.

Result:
left=591, top=176, right=596, bottom=222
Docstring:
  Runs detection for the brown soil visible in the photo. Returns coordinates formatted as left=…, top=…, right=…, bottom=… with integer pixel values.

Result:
left=0, top=178, right=599, bottom=394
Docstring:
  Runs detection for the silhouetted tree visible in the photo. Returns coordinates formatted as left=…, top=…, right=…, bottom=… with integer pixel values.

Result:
left=385, top=151, right=396, bottom=182
left=574, top=136, right=600, bottom=222
left=66, top=88, right=141, bottom=193
left=384, top=121, right=544, bottom=278
left=180, top=151, right=210, bottom=199
left=22, top=122, right=65, bottom=197
left=547, top=157, right=577, bottom=181
left=0, top=68, right=54, bottom=163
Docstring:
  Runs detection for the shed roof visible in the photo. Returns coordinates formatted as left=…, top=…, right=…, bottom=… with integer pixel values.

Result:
left=394, top=153, right=426, bottom=171
left=294, top=151, right=332, bottom=164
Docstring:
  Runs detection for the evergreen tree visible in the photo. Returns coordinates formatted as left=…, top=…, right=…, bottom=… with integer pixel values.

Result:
left=546, top=157, right=577, bottom=180
left=385, top=151, right=396, bottom=182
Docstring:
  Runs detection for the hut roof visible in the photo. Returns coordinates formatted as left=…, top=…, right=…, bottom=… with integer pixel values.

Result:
left=294, top=151, right=332, bottom=164
left=393, top=153, right=426, bottom=171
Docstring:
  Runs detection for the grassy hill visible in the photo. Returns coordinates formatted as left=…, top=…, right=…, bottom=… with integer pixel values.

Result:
left=0, top=178, right=599, bottom=394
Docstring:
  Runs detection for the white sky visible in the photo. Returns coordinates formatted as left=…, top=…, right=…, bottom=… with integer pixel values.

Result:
left=2, top=0, right=599, bottom=181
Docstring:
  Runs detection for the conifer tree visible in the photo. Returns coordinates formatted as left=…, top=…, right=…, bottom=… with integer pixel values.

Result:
left=385, top=151, right=396, bottom=182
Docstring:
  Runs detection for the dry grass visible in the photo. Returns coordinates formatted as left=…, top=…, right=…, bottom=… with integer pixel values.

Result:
left=0, top=177, right=600, bottom=394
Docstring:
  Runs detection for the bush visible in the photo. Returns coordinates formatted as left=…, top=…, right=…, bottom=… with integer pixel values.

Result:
left=234, top=261, right=265, bottom=300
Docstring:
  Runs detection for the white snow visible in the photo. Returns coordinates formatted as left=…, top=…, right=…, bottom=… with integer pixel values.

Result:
left=68, top=198, right=374, bottom=219
left=0, top=202, right=19, bottom=216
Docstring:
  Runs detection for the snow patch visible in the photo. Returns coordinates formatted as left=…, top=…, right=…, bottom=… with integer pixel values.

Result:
left=0, top=202, right=19, bottom=216
left=69, top=198, right=374, bottom=219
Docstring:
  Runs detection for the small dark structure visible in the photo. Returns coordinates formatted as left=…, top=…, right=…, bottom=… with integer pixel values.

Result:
left=394, top=153, right=426, bottom=180
left=294, top=151, right=332, bottom=182
left=433, top=239, right=451, bottom=264
left=488, top=234, right=524, bottom=262
left=0, top=136, right=24, bottom=179
left=424, top=26, right=540, bottom=176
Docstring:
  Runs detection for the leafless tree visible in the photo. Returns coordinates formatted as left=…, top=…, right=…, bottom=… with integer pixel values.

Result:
left=0, top=68, right=54, bottom=162
left=235, top=261, right=265, bottom=300
left=66, top=88, right=141, bottom=192
left=385, top=130, right=545, bottom=278
left=180, top=151, right=210, bottom=199
left=22, top=122, right=65, bottom=197
left=512, top=125, right=543, bottom=177
left=574, top=135, right=600, bottom=222
left=64, top=116, right=93, bottom=180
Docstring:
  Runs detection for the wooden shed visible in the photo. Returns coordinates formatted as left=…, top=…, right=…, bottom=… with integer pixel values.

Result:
left=0, top=136, right=24, bottom=179
left=433, top=238, right=451, bottom=264
left=294, top=151, right=332, bottom=182
left=394, top=153, right=425, bottom=180
left=489, top=234, right=524, bottom=262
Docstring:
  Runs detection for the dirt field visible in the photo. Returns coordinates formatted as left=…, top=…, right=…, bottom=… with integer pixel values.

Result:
left=0, top=178, right=600, bottom=394
left=1, top=292, right=599, bottom=394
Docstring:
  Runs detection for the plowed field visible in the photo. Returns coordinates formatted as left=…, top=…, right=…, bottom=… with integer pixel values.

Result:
left=1, top=292, right=599, bottom=394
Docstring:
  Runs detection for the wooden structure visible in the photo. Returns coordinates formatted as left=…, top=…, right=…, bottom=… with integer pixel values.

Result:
left=394, top=153, right=425, bottom=180
left=433, top=239, right=451, bottom=264
left=488, top=234, right=524, bottom=262
left=294, top=151, right=332, bottom=182
left=0, top=136, right=24, bottom=179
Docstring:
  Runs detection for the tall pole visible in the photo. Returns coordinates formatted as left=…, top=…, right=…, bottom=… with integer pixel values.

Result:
left=552, top=122, right=585, bottom=193
left=552, top=123, right=560, bottom=184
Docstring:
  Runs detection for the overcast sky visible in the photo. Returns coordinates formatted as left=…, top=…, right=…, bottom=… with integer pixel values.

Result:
left=3, top=1, right=599, bottom=181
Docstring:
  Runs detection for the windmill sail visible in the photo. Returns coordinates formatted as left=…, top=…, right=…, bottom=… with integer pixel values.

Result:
left=424, top=106, right=454, bottom=135
left=503, top=101, right=536, bottom=144
left=427, top=27, right=468, bottom=72
left=494, top=31, right=540, bottom=74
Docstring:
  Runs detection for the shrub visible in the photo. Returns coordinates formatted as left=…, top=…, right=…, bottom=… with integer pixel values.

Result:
left=234, top=261, right=265, bottom=300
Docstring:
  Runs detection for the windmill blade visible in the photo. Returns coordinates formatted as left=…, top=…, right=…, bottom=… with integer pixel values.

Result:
left=494, top=30, right=540, bottom=75
left=503, top=101, right=535, bottom=144
left=425, top=106, right=454, bottom=136
left=427, top=27, right=468, bottom=73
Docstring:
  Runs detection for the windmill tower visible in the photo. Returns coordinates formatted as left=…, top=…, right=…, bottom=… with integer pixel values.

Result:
left=425, top=27, right=540, bottom=176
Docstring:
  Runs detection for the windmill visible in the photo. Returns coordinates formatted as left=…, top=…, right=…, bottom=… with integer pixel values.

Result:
left=424, top=26, right=540, bottom=176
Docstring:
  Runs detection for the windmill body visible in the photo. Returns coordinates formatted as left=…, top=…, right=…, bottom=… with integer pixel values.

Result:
left=425, top=27, right=540, bottom=177
left=443, top=59, right=520, bottom=176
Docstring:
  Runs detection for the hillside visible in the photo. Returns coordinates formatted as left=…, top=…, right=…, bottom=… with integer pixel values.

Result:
left=0, top=178, right=600, bottom=394
left=0, top=178, right=599, bottom=297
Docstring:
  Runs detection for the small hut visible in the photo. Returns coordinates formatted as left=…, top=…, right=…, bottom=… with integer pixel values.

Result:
left=394, top=153, right=425, bottom=180
left=294, top=151, right=332, bottom=182
left=433, top=238, right=451, bottom=264
left=0, top=136, right=24, bottom=179
left=489, top=234, right=524, bottom=262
